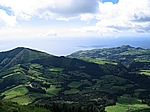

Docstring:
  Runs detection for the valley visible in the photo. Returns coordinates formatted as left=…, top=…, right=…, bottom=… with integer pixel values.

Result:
left=0, top=45, right=150, bottom=112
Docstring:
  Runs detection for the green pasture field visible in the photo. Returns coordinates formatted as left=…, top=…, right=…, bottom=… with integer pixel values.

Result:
left=2, top=85, right=32, bottom=105
left=135, top=58, right=150, bottom=62
left=28, top=69, right=42, bottom=76
left=92, top=75, right=132, bottom=92
left=92, top=83, right=101, bottom=88
left=0, top=69, right=15, bottom=77
left=140, top=70, right=150, bottom=76
left=68, top=81, right=82, bottom=88
left=2, top=73, right=15, bottom=79
left=28, top=93, right=49, bottom=101
left=10, top=95, right=32, bottom=105
left=3, top=85, right=28, bottom=99
left=30, top=64, right=42, bottom=69
left=125, top=84, right=134, bottom=88
left=81, top=80, right=92, bottom=85
left=64, top=89, right=80, bottom=95
left=46, top=85, right=61, bottom=95
left=26, top=75, right=36, bottom=80
left=38, top=76, right=51, bottom=84
left=105, top=94, right=149, bottom=112
left=49, top=67, right=63, bottom=72
left=134, top=89, right=146, bottom=97
left=80, top=57, right=117, bottom=65
left=130, top=70, right=150, bottom=76
left=13, top=67, right=24, bottom=71
left=100, top=75, right=126, bottom=84
left=80, top=73, right=90, bottom=78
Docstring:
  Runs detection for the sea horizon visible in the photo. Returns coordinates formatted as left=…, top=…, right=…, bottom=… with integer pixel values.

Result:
left=0, top=36, right=150, bottom=56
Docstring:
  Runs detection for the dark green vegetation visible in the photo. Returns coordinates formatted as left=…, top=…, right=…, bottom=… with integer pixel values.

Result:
left=0, top=45, right=150, bottom=111
left=0, top=100, right=50, bottom=112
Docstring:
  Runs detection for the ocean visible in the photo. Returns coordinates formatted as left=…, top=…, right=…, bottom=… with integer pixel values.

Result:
left=0, top=37, right=150, bottom=56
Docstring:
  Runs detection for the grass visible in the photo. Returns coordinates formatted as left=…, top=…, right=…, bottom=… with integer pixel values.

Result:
left=0, top=69, right=14, bottom=77
left=28, top=69, right=42, bottom=76
left=49, top=67, right=63, bottom=72
left=125, top=84, right=134, bottom=88
left=2, top=85, right=31, bottom=105
left=92, top=75, right=131, bottom=92
left=105, top=94, right=149, bottom=112
left=30, top=64, right=42, bottom=69
left=92, top=83, right=101, bottom=88
left=80, top=57, right=117, bottom=65
left=46, top=85, right=61, bottom=95
left=134, top=89, right=146, bottom=97
left=3, top=85, right=28, bottom=99
left=140, top=70, right=150, bottom=76
left=28, top=93, right=49, bottom=101
left=34, top=78, right=44, bottom=82
left=2, top=73, right=15, bottom=78
left=26, top=75, right=36, bottom=80
left=100, top=75, right=126, bottom=84
left=130, top=70, right=150, bottom=76
left=68, top=81, right=82, bottom=88
left=81, top=80, right=92, bottom=85
left=64, top=89, right=79, bottom=95
left=10, top=95, right=32, bottom=105
left=134, top=89, right=146, bottom=92
left=78, top=73, right=90, bottom=78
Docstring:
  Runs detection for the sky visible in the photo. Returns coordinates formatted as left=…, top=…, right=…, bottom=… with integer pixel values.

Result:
left=0, top=0, right=150, bottom=55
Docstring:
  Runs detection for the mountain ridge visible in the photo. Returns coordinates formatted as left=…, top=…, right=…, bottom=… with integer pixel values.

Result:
left=0, top=45, right=150, bottom=112
left=0, top=47, right=51, bottom=71
left=69, top=45, right=150, bottom=66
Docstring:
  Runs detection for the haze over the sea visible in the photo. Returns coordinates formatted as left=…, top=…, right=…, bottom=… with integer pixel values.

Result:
left=0, top=36, right=150, bottom=56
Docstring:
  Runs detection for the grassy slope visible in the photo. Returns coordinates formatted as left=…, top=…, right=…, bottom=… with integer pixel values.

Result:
left=69, top=45, right=150, bottom=66
left=0, top=46, right=150, bottom=112
left=0, top=100, right=50, bottom=112
left=106, top=94, right=150, bottom=112
left=69, top=45, right=150, bottom=111
left=0, top=47, right=51, bottom=71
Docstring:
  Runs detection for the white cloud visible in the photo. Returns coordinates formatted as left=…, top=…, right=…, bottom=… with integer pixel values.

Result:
left=35, top=0, right=99, bottom=21
left=96, top=0, right=150, bottom=32
left=0, top=0, right=150, bottom=36
left=79, top=13, right=96, bottom=21
left=73, top=0, right=150, bottom=35
left=0, top=0, right=99, bottom=20
left=0, top=0, right=99, bottom=28
left=0, top=0, right=55, bottom=20
left=0, top=9, right=17, bottom=27
left=38, top=31, right=58, bottom=37
left=0, top=27, right=22, bottom=39
left=47, top=0, right=98, bottom=15
left=44, top=31, right=58, bottom=37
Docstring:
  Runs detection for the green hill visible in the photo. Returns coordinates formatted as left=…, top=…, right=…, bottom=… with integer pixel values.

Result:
left=69, top=45, right=150, bottom=76
left=0, top=46, right=150, bottom=112
left=0, top=47, right=51, bottom=70
left=69, top=45, right=150, bottom=65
